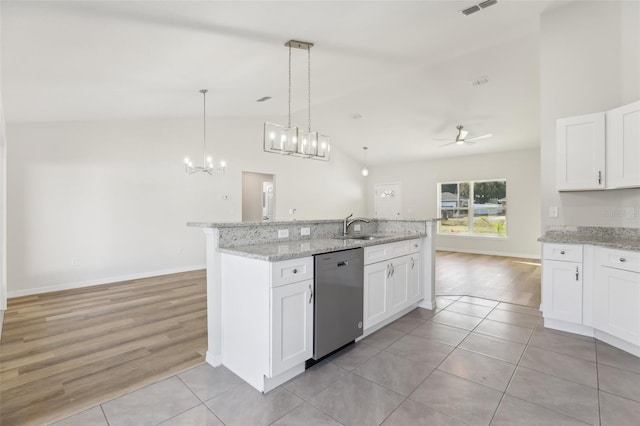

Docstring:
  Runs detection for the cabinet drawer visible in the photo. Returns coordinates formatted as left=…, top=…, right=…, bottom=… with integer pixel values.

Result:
left=271, top=257, right=313, bottom=287
left=599, top=248, right=640, bottom=273
left=543, top=244, right=583, bottom=262
left=365, top=239, right=421, bottom=265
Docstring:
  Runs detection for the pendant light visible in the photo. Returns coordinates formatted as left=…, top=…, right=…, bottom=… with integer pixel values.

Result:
left=184, top=89, right=226, bottom=175
left=263, top=40, right=330, bottom=161
left=361, top=146, right=369, bottom=176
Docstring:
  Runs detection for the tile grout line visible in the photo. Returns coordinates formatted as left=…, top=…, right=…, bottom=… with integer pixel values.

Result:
left=99, top=404, right=110, bottom=426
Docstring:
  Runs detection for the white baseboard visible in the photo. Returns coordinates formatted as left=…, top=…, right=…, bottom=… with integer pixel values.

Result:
left=7, top=265, right=206, bottom=298
left=0, top=309, right=4, bottom=340
left=436, top=246, right=541, bottom=260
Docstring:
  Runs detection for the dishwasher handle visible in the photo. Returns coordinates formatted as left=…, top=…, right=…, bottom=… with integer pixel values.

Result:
left=337, top=260, right=349, bottom=267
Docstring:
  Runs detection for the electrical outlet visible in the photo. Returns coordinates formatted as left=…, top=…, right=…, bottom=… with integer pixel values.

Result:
left=71, top=256, right=80, bottom=266
left=300, top=227, right=310, bottom=236
left=289, top=208, right=297, bottom=214
left=354, top=224, right=361, bottom=231
left=549, top=206, right=559, bottom=218
left=278, top=229, right=289, bottom=238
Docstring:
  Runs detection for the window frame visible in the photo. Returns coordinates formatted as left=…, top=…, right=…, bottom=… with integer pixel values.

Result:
left=437, top=179, right=507, bottom=238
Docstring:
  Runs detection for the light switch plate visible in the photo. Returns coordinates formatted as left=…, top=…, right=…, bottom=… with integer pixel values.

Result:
left=549, top=206, right=559, bottom=218
left=300, top=227, right=310, bottom=236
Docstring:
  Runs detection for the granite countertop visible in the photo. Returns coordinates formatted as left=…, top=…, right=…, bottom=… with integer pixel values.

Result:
left=538, top=227, right=640, bottom=252
left=218, top=234, right=425, bottom=261
left=187, top=218, right=440, bottom=228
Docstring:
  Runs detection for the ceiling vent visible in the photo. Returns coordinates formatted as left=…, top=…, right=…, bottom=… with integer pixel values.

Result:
left=462, top=5, right=481, bottom=15
left=256, top=96, right=272, bottom=102
left=462, top=0, right=497, bottom=16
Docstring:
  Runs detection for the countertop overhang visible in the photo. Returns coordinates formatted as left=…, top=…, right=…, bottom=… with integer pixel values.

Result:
left=218, top=234, right=426, bottom=261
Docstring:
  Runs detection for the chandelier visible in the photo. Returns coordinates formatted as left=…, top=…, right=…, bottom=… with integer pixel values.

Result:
left=184, top=89, right=226, bottom=175
left=264, top=40, right=330, bottom=161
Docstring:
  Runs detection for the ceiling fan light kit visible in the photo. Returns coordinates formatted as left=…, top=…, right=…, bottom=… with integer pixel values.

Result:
left=264, top=40, right=330, bottom=161
left=184, top=89, right=226, bottom=175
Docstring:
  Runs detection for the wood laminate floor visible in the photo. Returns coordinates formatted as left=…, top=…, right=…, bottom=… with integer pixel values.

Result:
left=0, top=270, right=207, bottom=426
left=436, top=251, right=541, bottom=307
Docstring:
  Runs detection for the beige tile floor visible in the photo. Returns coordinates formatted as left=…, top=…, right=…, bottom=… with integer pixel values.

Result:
left=51, top=296, right=640, bottom=426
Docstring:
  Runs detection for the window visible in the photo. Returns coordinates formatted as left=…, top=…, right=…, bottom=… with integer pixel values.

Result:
left=438, top=180, right=507, bottom=237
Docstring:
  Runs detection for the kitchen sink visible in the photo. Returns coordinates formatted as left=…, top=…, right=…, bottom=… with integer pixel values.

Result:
left=335, top=235, right=385, bottom=241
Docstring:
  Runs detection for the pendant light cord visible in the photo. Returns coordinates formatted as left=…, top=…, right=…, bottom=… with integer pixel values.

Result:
left=288, top=45, right=292, bottom=129
left=308, top=47, right=312, bottom=132
left=202, top=89, right=207, bottom=166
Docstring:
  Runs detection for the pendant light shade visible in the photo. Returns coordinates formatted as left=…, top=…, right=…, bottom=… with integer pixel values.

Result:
left=361, top=146, right=369, bottom=176
left=184, top=89, right=226, bottom=175
left=264, top=40, right=330, bottom=161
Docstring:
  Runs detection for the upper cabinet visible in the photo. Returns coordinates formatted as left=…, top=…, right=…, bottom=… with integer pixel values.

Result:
left=557, top=101, right=640, bottom=192
left=557, top=112, right=606, bottom=191
left=607, top=101, right=640, bottom=189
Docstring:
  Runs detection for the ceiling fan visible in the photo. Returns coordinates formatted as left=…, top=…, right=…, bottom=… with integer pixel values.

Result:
left=434, top=125, right=492, bottom=147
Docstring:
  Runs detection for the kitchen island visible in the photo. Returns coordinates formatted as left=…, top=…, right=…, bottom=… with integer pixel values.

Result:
left=188, top=218, right=437, bottom=391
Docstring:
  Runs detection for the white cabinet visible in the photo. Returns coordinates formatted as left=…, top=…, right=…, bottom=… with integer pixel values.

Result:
left=594, top=248, right=640, bottom=346
left=607, top=101, right=640, bottom=189
left=556, top=100, right=640, bottom=191
left=221, top=255, right=313, bottom=392
left=556, top=112, right=606, bottom=191
left=363, top=239, right=421, bottom=331
left=271, top=279, right=313, bottom=377
left=542, top=244, right=583, bottom=323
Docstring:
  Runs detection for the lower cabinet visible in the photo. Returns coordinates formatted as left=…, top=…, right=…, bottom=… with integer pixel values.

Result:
left=542, top=259, right=583, bottom=323
left=270, top=279, right=313, bottom=377
left=363, top=240, right=421, bottom=331
left=594, top=249, right=640, bottom=346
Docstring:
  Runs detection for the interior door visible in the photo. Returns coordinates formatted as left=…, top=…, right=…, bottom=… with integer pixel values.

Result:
left=374, top=183, right=402, bottom=219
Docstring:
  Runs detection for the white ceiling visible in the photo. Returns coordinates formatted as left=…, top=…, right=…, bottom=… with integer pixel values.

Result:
left=1, top=0, right=567, bottom=164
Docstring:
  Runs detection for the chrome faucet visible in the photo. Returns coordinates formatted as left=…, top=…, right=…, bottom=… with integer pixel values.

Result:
left=343, top=213, right=370, bottom=236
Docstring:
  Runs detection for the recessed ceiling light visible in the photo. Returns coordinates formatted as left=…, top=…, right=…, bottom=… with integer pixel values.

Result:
left=256, top=96, right=272, bottom=102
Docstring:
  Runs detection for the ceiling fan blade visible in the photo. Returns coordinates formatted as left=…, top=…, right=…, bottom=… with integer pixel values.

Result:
left=466, top=133, right=492, bottom=142
left=433, top=138, right=455, bottom=141
left=439, top=141, right=457, bottom=147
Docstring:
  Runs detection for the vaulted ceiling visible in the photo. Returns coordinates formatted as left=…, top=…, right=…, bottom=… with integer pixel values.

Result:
left=1, top=0, right=566, bottom=163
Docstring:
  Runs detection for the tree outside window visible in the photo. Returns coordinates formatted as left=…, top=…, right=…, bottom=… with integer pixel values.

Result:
left=438, top=180, right=507, bottom=237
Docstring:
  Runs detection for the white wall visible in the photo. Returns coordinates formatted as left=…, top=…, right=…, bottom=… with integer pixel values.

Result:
left=7, top=116, right=366, bottom=296
left=540, top=1, right=640, bottom=230
left=0, top=0, right=7, bottom=311
left=365, top=149, right=541, bottom=258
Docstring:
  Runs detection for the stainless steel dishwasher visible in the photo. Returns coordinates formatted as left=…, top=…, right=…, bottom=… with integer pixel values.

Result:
left=313, top=247, right=364, bottom=360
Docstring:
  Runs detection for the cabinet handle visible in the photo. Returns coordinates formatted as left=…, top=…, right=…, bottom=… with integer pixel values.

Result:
left=292, top=268, right=298, bottom=274
left=411, top=257, right=415, bottom=270
left=392, top=263, right=395, bottom=277
left=560, top=250, right=565, bottom=255
left=598, top=171, right=602, bottom=185
left=575, top=266, right=579, bottom=281
left=387, top=264, right=392, bottom=279
left=308, top=284, right=313, bottom=304
left=620, top=258, right=626, bottom=263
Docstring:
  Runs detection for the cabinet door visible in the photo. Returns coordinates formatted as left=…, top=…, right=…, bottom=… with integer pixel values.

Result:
left=408, top=255, right=422, bottom=303
left=542, top=260, right=583, bottom=323
left=389, top=256, right=410, bottom=315
left=607, top=101, right=640, bottom=189
left=556, top=112, right=605, bottom=191
left=364, top=262, right=391, bottom=330
left=594, top=267, right=640, bottom=345
left=270, top=279, right=313, bottom=377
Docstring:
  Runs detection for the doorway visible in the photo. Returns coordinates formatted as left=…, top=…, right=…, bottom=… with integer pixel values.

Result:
left=374, top=183, right=402, bottom=218
left=242, top=172, right=275, bottom=222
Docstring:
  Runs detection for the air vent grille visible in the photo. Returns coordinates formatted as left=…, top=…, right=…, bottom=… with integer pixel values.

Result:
left=462, top=0, right=497, bottom=16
